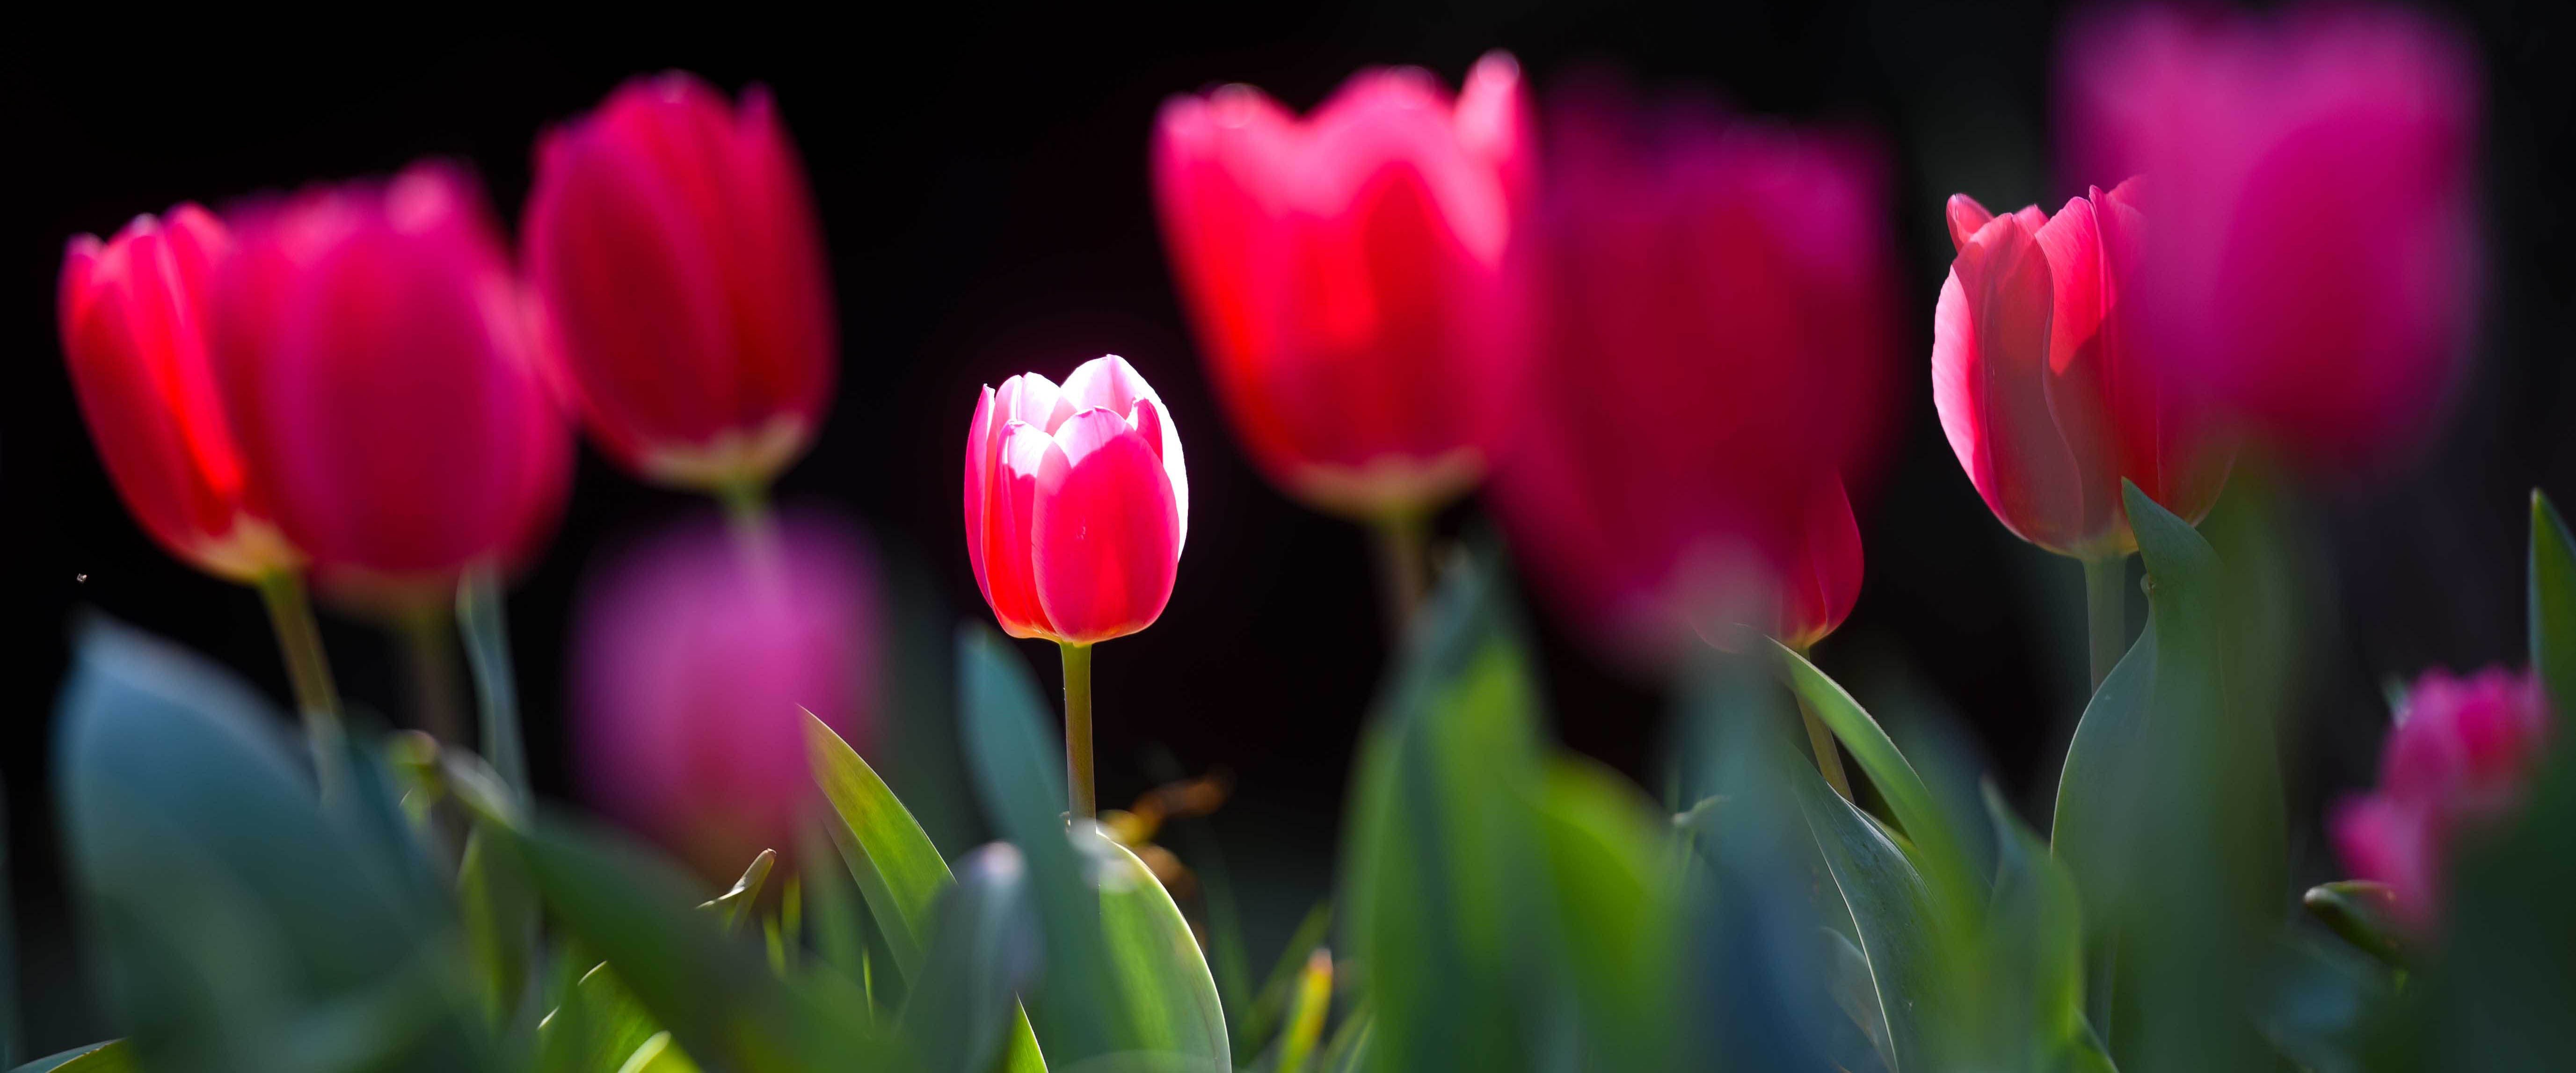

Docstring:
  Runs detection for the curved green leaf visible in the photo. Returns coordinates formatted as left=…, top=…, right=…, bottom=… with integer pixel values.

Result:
left=1097, top=839, right=1231, bottom=1066
left=1534, top=756, right=1678, bottom=1071
left=1794, top=750, right=1935, bottom=1072
left=10, top=1041, right=134, bottom=1073
left=1776, top=643, right=1974, bottom=910
left=809, top=709, right=953, bottom=978
left=695, top=849, right=776, bottom=934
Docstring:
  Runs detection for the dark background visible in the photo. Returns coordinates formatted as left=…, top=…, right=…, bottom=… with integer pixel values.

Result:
left=3, top=0, right=2568, bottom=1049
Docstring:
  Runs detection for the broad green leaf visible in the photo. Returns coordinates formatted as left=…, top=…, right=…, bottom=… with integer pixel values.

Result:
left=697, top=849, right=776, bottom=934
left=809, top=708, right=953, bottom=979
left=903, top=843, right=1043, bottom=1073
left=1533, top=756, right=1678, bottom=1072
left=1777, top=643, right=1975, bottom=907
left=1794, top=746, right=1935, bottom=1072
left=10, top=1041, right=135, bottom=1073
left=538, top=962, right=662, bottom=1073
left=1097, top=838, right=1231, bottom=1066
left=2299, top=882, right=2404, bottom=969
left=999, top=1007, right=1048, bottom=1073
left=614, top=1033, right=702, bottom=1073
left=460, top=823, right=539, bottom=1024
left=1972, top=787, right=2094, bottom=1072
left=55, top=619, right=486, bottom=1071
left=2530, top=490, right=2576, bottom=717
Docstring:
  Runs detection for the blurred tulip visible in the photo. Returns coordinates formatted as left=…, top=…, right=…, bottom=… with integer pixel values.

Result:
left=2332, top=667, right=2553, bottom=930
left=1492, top=85, right=1897, bottom=663
left=59, top=206, right=296, bottom=581
left=211, top=164, right=571, bottom=605
left=2062, top=4, right=2481, bottom=471
left=1776, top=478, right=1864, bottom=651
left=963, top=355, right=1187, bottom=645
left=573, top=511, right=880, bottom=879
left=1153, top=52, right=1530, bottom=518
left=1934, top=181, right=2228, bottom=557
left=524, top=72, right=837, bottom=494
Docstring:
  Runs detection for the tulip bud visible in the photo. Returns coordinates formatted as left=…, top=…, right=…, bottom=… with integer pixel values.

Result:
left=58, top=206, right=296, bottom=581
left=2331, top=667, right=2553, bottom=930
left=1933, top=181, right=2229, bottom=557
left=1153, top=52, right=1530, bottom=518
left=1491, top=85, right=1897, bottom=665
left=211, top=164, right=571, bottom=605
left=524, top=72, right=838, bottom=493
left=572, top=511, right=880, bottom=879
left=964, top=355, right=1187, bottom=645
left=2062, top=4, right=2481, bottom=471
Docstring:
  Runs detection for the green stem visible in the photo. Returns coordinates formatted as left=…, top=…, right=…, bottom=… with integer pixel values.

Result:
left=255, top=569, right=347, bottom=800
left=1790, top=644, right=1854, bottom=802
left=1369, top=510, right=1430, bottom=639
left=2083, top=555, right=2130, bottom=689
left=456, top=566, right=528, bottom=803
left=717, top=478, right=774, bottom=535
left=1062, top=642, right=1096, bottom=820
left=398, top=605, right=466, bottom=748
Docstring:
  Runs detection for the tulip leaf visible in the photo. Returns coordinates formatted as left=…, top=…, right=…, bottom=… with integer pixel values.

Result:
left=809, top=709, right=953, bottom=980
left=2529, top=490, right=2576, bottom=718
left=537, top=962, right=662, bottom=1073
left=1534, top=755, right=1679, bottom=1071
left=696, top=848, right=776, bottom=933
left=1232, top=900, right=1332, bottom=1062
left=1097, top=837, right=1231, bottom=1066
left=9, top=1041, right=135, bottom=1073
left=902, top=843, right=1044, bottom=1073
left=1269, top=949, right=1332, bottom=1073
left=1776, top=644, right=1977, bottom=909
left=55, top=618, right=486, bottom=1071
left=1794, top=744, right=1936, bottom=1072
left=1984, top=786, right=2089, bottom=1060
left=460, top=822, right=540, bottom=1024
left=2299, top=882, right=2405, bottom=970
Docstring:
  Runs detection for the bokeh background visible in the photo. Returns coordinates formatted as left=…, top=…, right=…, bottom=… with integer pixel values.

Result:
left=4, top=0, right=2569, bottom=1048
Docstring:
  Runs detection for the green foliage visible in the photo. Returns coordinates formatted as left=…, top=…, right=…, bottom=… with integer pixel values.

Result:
left=808, top=710, right=952, bottom=978
left=9, top=1041, right=136, bottom=1073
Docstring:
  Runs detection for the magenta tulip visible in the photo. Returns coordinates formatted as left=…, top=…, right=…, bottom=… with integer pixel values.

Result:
left=573, top=511, right=880, bottom=879
left=963, top=355, right=1187, bottom=645
left=2332, top=667, right=2553, bottom=930
left=1153, top=53, right=1530, bottom=518
left=1934, top=180, right=2229, bottom=557
left=210, top=164, right=571, bottom=604
left=524, top=72, right=837, bottom=493
left=1492, top=86, right=1897, bottom=663
left=2061, top=4, right=2481, bottom=470
left=59, top=206, right=297, bottom=581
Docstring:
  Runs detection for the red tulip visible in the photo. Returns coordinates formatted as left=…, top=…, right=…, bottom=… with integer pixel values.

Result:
left=59, top=206, right=297, bottom=581
left=1776, top=478, right=1864, bottom=651
left=2331, top=667, right=2552, bottom=930
left=524, top=72, right=837, bottom=492
left=1492, top=87, right=1897, bottom=663
left=1153, top=52, right=1530, bottom=517
left=573, top=510, right=880, bottom=879
left=2061, top=4, right=2481, bottom=471
left=210, top=164, right=571, bottom=603
left=1933, top=180, right=2229, bottom=557
left=964, top=355, right=1187, bottom=645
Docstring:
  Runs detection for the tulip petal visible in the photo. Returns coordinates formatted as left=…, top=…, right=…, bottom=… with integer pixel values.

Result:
left=1057, top=355, right=1190, bottom=547
left=964, top=384, right=998, bottom=607
left=1945, top=193, right=1994, bottom=253
left=1032, top=415, right=1181, bottom=645
left=975, top=421, right=1056, bottom=638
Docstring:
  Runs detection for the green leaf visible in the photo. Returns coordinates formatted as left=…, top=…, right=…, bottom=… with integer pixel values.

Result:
left=2530, top=490, right=2576, bottom=717
left=998, top=1007, right=1048, bottom=1073
left=55, top=619, right=486, bottom=1071
left=10, top=1041, right=135, bottom=1073
left=612, top=1032, right=702, bottom=1073
left=902, top=843, right=1041, bottom=1073
left=1978, top=786, right=2095, bottom=1072
left=2299, top=882, right=2405, bottom=969
left=1096, top=837, right=1232, bottom=1066
left=460, top=822, right=539, bottom=1024
left=2258, top=930, right=2396, bottom=1073
left=1233, top=901, right=1331, bottom=1061
left=1776, top=643, right=1976, bottom=908
left=1793, top=746, right=1936, bottom=1072
left=537, top=962, right=662, bottom=1073
left=1269, top=950, right=1332, bottom=1073
left=809, top=709, right=954, bottom=979
left=1533, top=756, right=1678, bottom=1071
left=696, top=849, right=776, bottom=934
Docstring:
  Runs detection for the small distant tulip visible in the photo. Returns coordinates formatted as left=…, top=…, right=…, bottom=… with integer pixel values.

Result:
left=58, top=206, right=295, bottom=580
left=1776, top=478, right=1864, bottom=651
left=211, top=164, right=571, bottom=603
left=1933, top=181, right=2228, bottom=557
left=573, top=512, right=880, bottom=879
left=2062, top=4, right=2481, bottom=470
left=2331, top=667, right=2553, bottom=929
left=524, top=72, right=837, bottom=493
left=1153, top=52, right=1530, bottom=517
left=963, top=355, right=1187, bottom=645
left=1492, top=86, right=1896, bottom=663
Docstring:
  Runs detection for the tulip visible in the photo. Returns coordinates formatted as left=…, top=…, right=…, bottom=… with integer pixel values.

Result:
left=1776, top=477, right=1863, bottom=652
left=1491, top=85, right=1896, bottom=667
left=2061, top=4, right=2481, bottom=471
left=963, top=354, right=1187, bottom=816
left=1152, top=52, right=1529, bottom=603
left=524, top=72, right=837, bottom=499
left=1933, top=180, right=2228, bottom=559
left=573, top=511, right=880, bottom=880
left=210, top=163, right=572, bottom=607
left=59, top=206, right=293, bottom=582
left=2331, top=667, right=2553, bottom=930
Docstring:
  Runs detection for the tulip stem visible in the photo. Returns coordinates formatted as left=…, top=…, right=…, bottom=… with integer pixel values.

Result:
left=398, top=605, right=468, bottom=748
left=457, top=566, right=529, bottom=803
left=1061, top=642, right=1097, bottom=820
left=1370, top=511, right=1431, bottom=638
left=2083, top=555, right=2129, bottom=689
left=1790, top=644, right=1854, bottom=802
left=255, top=569, right=347, bottom=801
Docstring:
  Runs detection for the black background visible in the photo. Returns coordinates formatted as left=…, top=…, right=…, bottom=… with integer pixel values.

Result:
left=4, top=1, right=2569, bottom=1048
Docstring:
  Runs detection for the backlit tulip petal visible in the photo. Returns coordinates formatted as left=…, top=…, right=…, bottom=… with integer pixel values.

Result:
left=525, top=71, right=837, bottom=491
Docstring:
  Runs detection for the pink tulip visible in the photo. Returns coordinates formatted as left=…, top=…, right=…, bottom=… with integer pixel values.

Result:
left=573, top=511, right=880, bottom=879
left=1934, top=180, right=2229, bottom=557
left=1492, top=85, right=1897, bottom=663
left=964, top=355, right=1187, bottom=645
left=1152, top=53, right=1530, bottom=518
left=59, top=206, right=298, bottom=581
left=2331, top=667, right=2552, bottom=930
left=524, top=72, right=837, bottom=493
left=2061, top=4, right=2481, bottom=470
left=1776, top=478, right=1864, bottom=651
left=210, top=164, right=571, bottom=604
